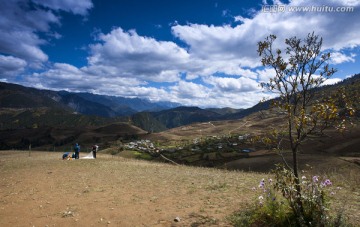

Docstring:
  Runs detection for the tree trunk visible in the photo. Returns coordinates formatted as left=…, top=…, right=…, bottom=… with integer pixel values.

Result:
left=292, top=146, right=307, bottom=226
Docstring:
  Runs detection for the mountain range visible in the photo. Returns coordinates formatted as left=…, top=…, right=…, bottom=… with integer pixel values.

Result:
left=0, top=82, right=245, bottom=132
left=0, top=82, right=182, bottom=117
left=0, top=73, right=359, bottom=149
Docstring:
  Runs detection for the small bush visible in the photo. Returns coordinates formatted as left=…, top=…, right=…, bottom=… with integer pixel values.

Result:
left=133, top=151, right=153, bottom=160
left=230, top=165, right=351, bottom=227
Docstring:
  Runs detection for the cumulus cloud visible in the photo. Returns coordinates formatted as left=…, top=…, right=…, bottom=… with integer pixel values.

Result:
left=88, top=28, right=190, bottom=82
left=0, top=55, right=27, bottom=78
left=330, top=52, right=356, bottom=64
left=256, top=68, right=277, bottom=83
left=172, top=0, right=360, bottom=68
left=322, top=78, right=342, bottom=86
left=234, top=15, right=246, bottom=23
left=203, top=76, right=260, bottom=93
left=28, top=62, right=144, bottom=91
left=2, top=0, right=359, bottom=109
left=164, top=80, right=257, bottom=108
left=172, top=24, right=259, bottom=66
left=170, top=81, right=210, bottom=99
left=0, top=0, right=92, bottom=73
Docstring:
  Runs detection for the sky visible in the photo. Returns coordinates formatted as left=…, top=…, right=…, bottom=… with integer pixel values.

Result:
left=0, top=0, right=360, bottom=108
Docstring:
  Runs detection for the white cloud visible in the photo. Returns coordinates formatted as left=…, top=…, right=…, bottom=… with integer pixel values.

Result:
left=172, top=24, right=259, bottom=65
left=0, top=1, right=55, bottom=65
left=88, top=28, right=190, bottom=82
left=32, top=0, right=93, bottom=15
left=203, top=76, right=260, bottom=93
left=272, top=0, right=283, bottom=5
left=322, top=78, right=342, bottom=86
left=2, top=0, right=359, bottom=109
left=234, top=15, right=247, bottom=23
left=28, top=62, right=144, bottom=91
left=256, top=68, right=277, bottom=83
left=192, top=90, right=268, bottom=108
left=170, top=81, right=210, bottom=99
left=172, top=0, right=360, bottom=69
left=330, top=52, right=356, bottom=64
left=0, top=0, right=92, bottom=73
left=0, top=55, right=27, bottom=77
left=164, top=80, right=263, bottom=108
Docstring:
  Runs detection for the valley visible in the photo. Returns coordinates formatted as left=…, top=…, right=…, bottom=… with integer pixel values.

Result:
left=0, top=74, right=359, bottom=171
left=0, top=75, right=359, bottom=226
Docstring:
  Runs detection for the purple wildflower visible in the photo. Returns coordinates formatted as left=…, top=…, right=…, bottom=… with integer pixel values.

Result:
left=259, top=179, right=265, bottom=188
left=323, top=179, right=332, bottom=186
left=312, top=176, right=319, bottom=183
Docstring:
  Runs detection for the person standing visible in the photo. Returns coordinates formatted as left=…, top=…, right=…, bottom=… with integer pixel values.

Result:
left=92, top=145, right=98, bottom=158
left=74, top=143, right=80, bottom=159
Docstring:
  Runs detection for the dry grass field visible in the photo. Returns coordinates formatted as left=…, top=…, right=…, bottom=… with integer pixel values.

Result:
left=0, top=151, right=262, bottom=226
left=0, top=150, right=359, bottom=226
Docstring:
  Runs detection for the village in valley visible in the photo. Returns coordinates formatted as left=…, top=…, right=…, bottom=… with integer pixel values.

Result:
left=118, top=132, right=257, bottom=166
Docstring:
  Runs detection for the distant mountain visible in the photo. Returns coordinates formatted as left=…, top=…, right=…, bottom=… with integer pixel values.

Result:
left=220, top=100, right=271, bottom=120
left=0, top=82, right=66, bottom=109
left=131, top=112, right=167, bottom=133
left=153, top=106, right=221, bottom=128
left=76, top=93, right=137, bottom=116
left=58, top=91, right=119, bottom=117
left=1, top=72, right=359, bottom=134
left=0, top=82, right=181, bottom=117
left=0, top=122, right=147, bottom=150
left=0, top=82, right=121, bottom=117
left=206, top=107, right=243, bottom=115
left=0, top=107, right=116, bottom=130
left=131, top=106, right=222, bottom=132
left=76, top=92, right=180, bottom=114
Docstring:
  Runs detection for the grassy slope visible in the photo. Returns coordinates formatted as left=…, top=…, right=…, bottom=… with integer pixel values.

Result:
left=0, top=121, right=147, bottom=150
left=0, top=151, right=358, bottom=226
left=143, top=109, right=286, bottom=145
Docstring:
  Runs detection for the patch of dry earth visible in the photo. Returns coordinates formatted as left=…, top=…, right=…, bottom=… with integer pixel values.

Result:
left=0, top=151, right=262, bottom=226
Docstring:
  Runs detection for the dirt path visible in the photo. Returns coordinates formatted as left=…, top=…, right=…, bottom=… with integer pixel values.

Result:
left=0, top=151, right=262, bottom=227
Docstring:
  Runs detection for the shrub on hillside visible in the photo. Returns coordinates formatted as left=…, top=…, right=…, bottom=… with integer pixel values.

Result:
left=229, top=165, right=350, bottom=227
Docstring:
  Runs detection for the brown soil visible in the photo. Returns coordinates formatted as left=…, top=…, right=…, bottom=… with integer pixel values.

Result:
left=1, top=150, right=359, bottom=227
left=0, top=151, right=262, bottom=227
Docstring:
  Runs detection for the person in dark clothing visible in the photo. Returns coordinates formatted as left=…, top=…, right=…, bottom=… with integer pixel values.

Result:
left=74, top=143, right=80, bottom=159
left=92, top=145, right=98, bottom=158
left=62, top=152, right=69, bottom=160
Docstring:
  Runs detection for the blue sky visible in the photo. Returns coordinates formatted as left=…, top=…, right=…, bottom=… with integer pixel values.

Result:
left=0, top=0, right=359, bottom=108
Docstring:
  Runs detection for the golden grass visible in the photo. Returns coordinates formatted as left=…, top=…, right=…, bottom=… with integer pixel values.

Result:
left=0, top=150, right=358, bottom=226
left=144, top=110, right=285, bottom=145
left=0, top=151, right=263, bottom=226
